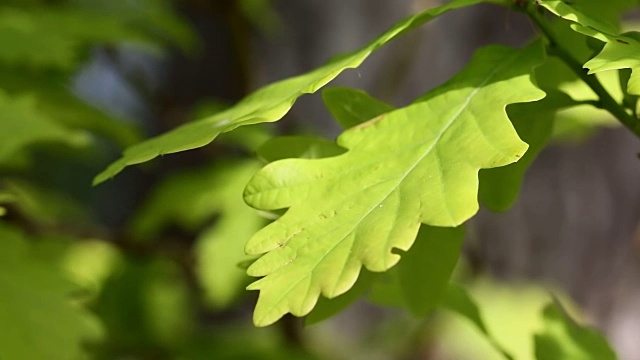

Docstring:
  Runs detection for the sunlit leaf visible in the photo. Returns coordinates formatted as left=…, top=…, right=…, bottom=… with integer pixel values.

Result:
left=526, top=17, right=620, bottom=143
left=540, top=0, right=640, bottom=95
left=94, top=0, right=486, bottom=184
left=242, top=42, right=545, bottom=326
left=0, top=224, right=103, bottom=360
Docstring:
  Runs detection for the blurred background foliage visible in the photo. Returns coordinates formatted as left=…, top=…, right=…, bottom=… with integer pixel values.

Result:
left=0, top=0, right=639, bottom=359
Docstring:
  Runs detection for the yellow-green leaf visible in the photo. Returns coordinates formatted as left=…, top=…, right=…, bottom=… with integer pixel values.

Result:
left=243, top=42, right=545, bottom=326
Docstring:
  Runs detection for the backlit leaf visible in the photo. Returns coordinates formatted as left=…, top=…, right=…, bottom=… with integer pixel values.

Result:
left=243, top=42, right=546, bottom=326
left=93, top=0, right=485, bottom=184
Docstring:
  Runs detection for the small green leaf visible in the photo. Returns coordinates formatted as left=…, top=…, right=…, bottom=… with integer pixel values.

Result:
left=322, top=87, right=395, bottom=129
left=94, top=0, right=486, bottom=184
left=0, top=223, right=103, bottom=360
left=540, top=0, right=640, bottom=95
left=441, top=283, right=513, bottom=360
left=397, top=225, right=464, bottom=316
left=583, top=32, right=640, bottom=95
left=534, top=299, right=617, bottom=360
left=243, top=42, right=545, bottom=326
left=257, top=135, right=346, bottom=163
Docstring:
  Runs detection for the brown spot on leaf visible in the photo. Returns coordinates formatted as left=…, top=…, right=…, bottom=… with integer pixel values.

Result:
left=617, top=39, right=630, bottom=45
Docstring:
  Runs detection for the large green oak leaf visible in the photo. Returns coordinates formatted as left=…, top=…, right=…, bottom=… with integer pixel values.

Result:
left=93, top=0, right=485, bottom=185
left=242, top=42, right=546, bottom=326
left=539, top=0, right=640, bottom=95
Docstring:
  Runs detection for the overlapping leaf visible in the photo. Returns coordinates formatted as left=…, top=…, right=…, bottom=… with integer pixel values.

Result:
left=540, top=0, right=640, bottom=95
left=479, top=91, right=576, bottom=211
left=242, top=42, right=546, bottom=326
left=93, top=0, right=486, bottom=184
left=0, top=224, right=103, bottom=360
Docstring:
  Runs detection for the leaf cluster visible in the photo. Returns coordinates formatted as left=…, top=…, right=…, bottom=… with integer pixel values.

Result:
left=2, top=0, right=639, bottom=358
